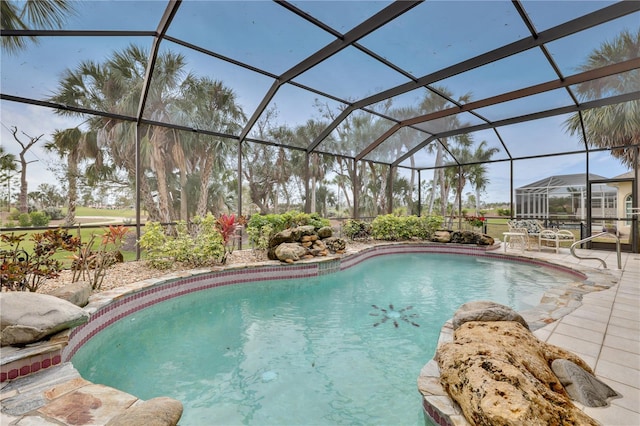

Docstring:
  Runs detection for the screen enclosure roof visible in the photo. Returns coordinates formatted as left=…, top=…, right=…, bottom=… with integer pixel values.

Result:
left=1, top=0, right=639, bottom=172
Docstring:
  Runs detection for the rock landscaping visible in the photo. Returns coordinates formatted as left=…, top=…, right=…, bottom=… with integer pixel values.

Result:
left=267, top=225, right=346, bottom=262
left=433, top=301, right=619, bottom=426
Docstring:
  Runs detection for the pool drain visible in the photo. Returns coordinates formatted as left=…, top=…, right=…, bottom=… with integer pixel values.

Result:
left=370, top=304, right=420, bottom=328
left=261, top=370, right=278, bottom=382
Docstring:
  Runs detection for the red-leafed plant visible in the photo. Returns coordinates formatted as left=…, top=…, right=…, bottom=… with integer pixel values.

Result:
left=71, top=225, right=129, bottom=289
left=215, top=214, right=246, bottom=263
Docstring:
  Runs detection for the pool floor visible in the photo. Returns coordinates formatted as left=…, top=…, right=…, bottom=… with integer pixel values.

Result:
left=72, top=253, right=578, bottom=425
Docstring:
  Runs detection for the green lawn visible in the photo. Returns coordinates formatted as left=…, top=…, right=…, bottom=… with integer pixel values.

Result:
left=1, top=217, right=140, bottom=266
left=73, top=206, right=138, bottom=218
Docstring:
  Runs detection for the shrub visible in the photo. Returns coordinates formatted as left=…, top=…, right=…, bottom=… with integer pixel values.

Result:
left=8, top=209, right=21, bottom=221
left=139, top=213, right=225, bottom=269
left=29, top=211, right=50, bottom=227
left=43, top=207, right=64, bottom=220
left=371, top=214, right=442, bottom=241
left=17, top=213, right=30, bottom=227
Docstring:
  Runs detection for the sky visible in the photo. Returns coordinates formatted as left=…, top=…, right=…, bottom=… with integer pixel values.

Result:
left=0, top=0, right=636, bottom=206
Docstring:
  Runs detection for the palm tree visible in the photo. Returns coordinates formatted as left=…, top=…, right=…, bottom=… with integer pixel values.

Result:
left=419, top=87, right=473, bottom=217
left=293, top=119, right=333, bottom=214
left=175, top=75, right=245, bottom=217
left=467, top=141, right=500, bottom=214
left=565, top=29, right=640, bottom=169
left=50, top=44, right=190, bottom=222
left=44, top=127, right=101, bottom=226
left=446, top=139, right=499, bottom=225
left=1, top=0, right=75, bottom=54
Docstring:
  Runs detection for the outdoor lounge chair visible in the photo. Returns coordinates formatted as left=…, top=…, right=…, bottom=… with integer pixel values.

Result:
left=506, top=219, right=575, bottom=252
left=538, top=229, right=576, bottom=254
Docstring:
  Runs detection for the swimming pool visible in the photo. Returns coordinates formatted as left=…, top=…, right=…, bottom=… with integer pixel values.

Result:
left=71, top=251, right=581, bottom=425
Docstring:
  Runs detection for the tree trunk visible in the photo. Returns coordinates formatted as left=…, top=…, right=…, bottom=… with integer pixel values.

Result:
left=196, top=155, right=214, bottom=217
left=18, top=151, right=28, bottom=214
left=427, top=145, right=443, bottom=215
left=65, top=153, right=78, bottom=226
left=310, top=153, right=317, bottom=213
left=150, top=131, right=173, bottom=223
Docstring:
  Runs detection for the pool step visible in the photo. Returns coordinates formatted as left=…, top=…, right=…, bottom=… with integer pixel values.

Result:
left=1, top=362, right=152, bottom=426
left=1, top=330, right=70, bottom=383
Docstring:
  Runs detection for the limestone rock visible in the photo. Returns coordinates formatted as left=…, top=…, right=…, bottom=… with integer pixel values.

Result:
left=323, top=237, right=346, bottom=253
left=552, top=359, right=619, bottom=407
left=476, top=233, right=495, bottom=246
left=274, top=243, right=308, bottom=262
left=449, top=230, right=476, bottom=244
left=452, top=300, right=529, bottom=330
left=106, top=397, right=183, bottom=426
left=296, top=225, right=317, bottom=237
left=269, top=228, right=299, bottom=247
left=432, top=230, right=451, bottom=243
left=449, top=231, right=495, bottom=246
left=312, top=240, right=327, bottom=251
left=0, top=292, right=89, bottom=346
left=436, top=321, right=598, bottom=426
left=50, top=280, right=93, bottom=307
left=300, top=234, right=318, bottom=243
left=317, top=226, right=333, bottom=239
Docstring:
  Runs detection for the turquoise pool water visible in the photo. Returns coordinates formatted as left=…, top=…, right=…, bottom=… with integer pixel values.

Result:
left=72, top=253, right=578, bottom=425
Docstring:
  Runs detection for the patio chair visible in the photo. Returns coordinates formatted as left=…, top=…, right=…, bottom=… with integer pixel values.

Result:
left=507, top=219, right=544, bottom=249
left=507, top=219, right=575, bottom=252
left=538, top=229, right=576, bottom=253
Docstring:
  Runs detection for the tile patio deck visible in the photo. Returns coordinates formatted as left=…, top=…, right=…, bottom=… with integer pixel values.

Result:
left=515, top=247, right=640, bottom=425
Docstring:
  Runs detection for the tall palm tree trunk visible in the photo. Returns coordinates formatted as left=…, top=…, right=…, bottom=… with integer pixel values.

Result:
left=65, top=152, right=79, bottom=226
left=196, top=155, right=214, bottom=217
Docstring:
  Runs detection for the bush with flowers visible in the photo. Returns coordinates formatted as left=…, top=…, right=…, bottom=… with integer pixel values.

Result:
left=464, top=215, right=486, bottom=228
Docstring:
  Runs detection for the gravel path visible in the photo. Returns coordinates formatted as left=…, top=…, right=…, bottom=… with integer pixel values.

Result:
left=37, top=249, right=267, bottom=295
left=38, top=241, right=376, bottom=295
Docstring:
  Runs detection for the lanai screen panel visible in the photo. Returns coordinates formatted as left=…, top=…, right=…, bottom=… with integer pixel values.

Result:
left=167, top=1, right=334, bottom=76
left=363, top=127, right=430, bottom=165
left=357, top=1, right=529, bottom=78
left=1, top=0, right=638, bottom=221
left=247, top=85, right=346, bottom=148
left=500, top=114, right=586, bottom=158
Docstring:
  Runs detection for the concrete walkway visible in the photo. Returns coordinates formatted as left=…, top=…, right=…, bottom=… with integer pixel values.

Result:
left=516, top=246, right=640, bottom=425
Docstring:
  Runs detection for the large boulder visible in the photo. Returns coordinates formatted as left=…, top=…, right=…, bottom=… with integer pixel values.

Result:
left=0, top=292, right=89, bottom=346
left=296, top=225, right=317, bottom=237
left=269, top=228, right=300, bottom=247
left=323, top=237, right=346, bottom=253
left=449, top=230, right=477, bottom=244
left=436, top=321, right=600, bottom=426
left=274, top=243, right=308, bottom=263
left=49, top=280, right=93, bottom=307
left=317, top=226, right=333, bottom=239
left=106, top=397, right=183, bottom=426
left=452, top=300, right=529, bottom=330
left=431, top=230, right=451, bottom=243
left=449, top=230, right=495, bottom=245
